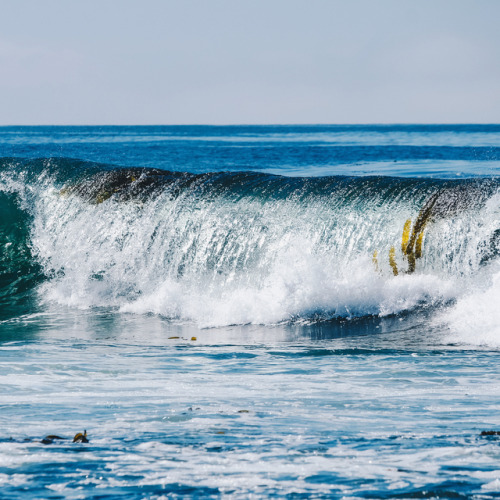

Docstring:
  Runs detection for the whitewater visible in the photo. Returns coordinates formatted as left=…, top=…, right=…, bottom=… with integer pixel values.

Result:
left=2, top=125, right=500, bottom=498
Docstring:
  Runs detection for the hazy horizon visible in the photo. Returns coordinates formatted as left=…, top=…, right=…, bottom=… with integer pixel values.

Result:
left=2, top=123, right=500, bottom=127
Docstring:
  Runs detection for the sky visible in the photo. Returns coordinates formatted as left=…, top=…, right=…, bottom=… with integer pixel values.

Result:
left=0, top=0, right=499, bottom=125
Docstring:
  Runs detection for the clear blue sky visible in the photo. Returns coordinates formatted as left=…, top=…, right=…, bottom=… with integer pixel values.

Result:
left=1, top=0, right=499, bottom=125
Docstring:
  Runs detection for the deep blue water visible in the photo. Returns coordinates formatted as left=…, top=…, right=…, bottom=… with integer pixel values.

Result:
left=2, top=124, right=500, bottom=177
left=1, top=125, right=500, bottom=498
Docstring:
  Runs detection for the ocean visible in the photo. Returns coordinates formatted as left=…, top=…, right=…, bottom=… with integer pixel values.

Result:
left=2, top=125, right=500, bottom=499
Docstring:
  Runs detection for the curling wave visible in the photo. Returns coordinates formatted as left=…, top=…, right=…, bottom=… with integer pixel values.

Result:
left=1, top=157, right=499, bottom=326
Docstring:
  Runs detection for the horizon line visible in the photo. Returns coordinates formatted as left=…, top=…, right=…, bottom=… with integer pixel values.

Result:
left=1, top=122, right=500, bottom=127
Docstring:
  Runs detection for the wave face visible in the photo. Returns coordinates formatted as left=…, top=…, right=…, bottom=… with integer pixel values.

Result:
left=1, top=157, right=500, bottom=326
left=0, top=189, right=43, bottom=319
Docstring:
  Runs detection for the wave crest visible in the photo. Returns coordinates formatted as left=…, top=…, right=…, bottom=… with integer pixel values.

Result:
left=1, top=157, right=499, bottom=326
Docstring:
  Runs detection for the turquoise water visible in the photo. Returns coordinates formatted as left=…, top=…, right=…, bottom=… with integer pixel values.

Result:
left=2, top=125, right=500, bottom=498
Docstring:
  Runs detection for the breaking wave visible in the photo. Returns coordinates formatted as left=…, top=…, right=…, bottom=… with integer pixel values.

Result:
left=1, top=157, right=499, bottom=327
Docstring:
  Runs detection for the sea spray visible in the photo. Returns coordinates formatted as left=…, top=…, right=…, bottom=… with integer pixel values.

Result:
left=0, top=159, right=496, bottom=326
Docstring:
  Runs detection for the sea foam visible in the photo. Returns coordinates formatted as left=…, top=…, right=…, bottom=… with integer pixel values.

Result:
left=1, top=160, right=497, bottom=328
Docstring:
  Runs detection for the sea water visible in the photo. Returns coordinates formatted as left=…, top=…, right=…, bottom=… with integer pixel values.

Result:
left=1, top=125, right=500, bottom=498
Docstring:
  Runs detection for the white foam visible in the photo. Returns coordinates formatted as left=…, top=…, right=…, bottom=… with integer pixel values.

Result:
left=439, top=263, right=500, bottom=346
left=435, top=193, right=500, bottom=346
left=121, top=254, right=455, bottom=328
left=26, top=181, right=495, bottom=328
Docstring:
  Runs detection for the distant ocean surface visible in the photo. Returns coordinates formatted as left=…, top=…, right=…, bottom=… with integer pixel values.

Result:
left=2, top=125, right=500, bottom=499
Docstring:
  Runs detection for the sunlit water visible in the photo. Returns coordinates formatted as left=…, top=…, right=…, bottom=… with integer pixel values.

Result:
left=1, top=125, right=500, bottom=498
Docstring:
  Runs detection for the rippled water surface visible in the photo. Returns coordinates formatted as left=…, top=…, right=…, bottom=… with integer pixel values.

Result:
left=2, top=125, right=500, bottom=498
